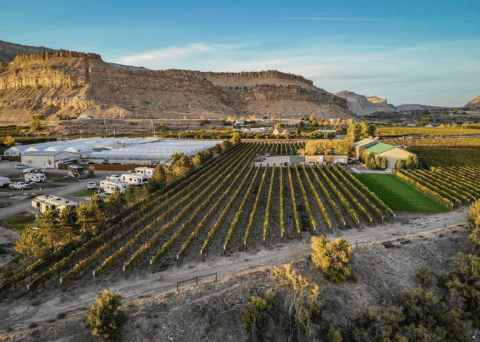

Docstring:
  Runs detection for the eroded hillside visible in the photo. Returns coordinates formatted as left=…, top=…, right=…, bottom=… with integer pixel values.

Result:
left=0, top=51, right=354, bottom=123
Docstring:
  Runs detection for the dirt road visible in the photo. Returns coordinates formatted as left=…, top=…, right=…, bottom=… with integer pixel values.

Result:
left=0, top=206, right=468, bottom=332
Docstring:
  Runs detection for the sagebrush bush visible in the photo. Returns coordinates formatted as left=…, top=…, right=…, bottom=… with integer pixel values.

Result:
left=415, top=267, right=432, bottom=287
left=311, top=236, right=354, bottom=283
left=243, top=294, right=274, bottom=342
left=86, top=289, right=127, bottom=342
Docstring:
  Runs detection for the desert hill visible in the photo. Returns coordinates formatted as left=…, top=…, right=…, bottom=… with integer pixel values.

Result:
left=0, top=40, right=55, bottom=63
left=467, top=95, right=480, bottom=108
left=334, top=90, right=395, bottom=116
left=0, top=45, right=354, bottom=123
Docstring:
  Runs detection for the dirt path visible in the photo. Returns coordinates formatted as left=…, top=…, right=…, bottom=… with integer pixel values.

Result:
left=0, top=207, right=468, bottom=332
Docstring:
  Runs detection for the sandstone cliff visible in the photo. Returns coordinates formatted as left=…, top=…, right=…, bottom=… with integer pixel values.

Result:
left=0, top=49, right=354, bottom=123
left=334, top=90, right=395, bottom=116
left=466, top=95, right=480, bottom=108
left=0, top=40, right=55, bottom=63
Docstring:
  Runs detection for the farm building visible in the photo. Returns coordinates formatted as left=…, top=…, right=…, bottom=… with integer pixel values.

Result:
left=355, top=139, right=415, bottom=169
left=353, top=138, right=376, bottom=156
left=21, top=151, right=77, bottom=169
left=273, top=127, right=297, bottom=136
left=5, top=137, right=221, bottom=167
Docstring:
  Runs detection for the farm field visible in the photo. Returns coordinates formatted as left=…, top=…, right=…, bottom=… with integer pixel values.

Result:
left=377, top=126, right=480, bottom=137
left=353, top=174, right=449, bottom=212
left=0, top=141, right=394, bottom=299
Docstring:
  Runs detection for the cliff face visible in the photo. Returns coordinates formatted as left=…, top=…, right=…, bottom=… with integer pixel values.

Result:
left=0, top=49, right=354, bottom=123
left=467, top=95, right=480, bottom=108
left=334, top=90, right=395, bottom=116
left=0, top=40, right=55, bottom=63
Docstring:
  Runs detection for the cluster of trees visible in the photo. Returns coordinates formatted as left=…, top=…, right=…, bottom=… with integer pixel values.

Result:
left=346, top=122, right=376, bottom=143
left=302, top=140, right=354, bottom=157
left=395, top=154, right=420, bottom=170
left=29, top=114, right=44, bottom=132
left=359, top=150, right=388, bottom=170
left=15, top=192, right=126, bottom=262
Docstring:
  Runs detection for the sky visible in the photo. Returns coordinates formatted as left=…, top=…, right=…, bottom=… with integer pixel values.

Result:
left=1, top=0, right=479, bottom=107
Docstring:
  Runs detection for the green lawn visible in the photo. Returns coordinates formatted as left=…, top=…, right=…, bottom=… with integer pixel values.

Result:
left=3, top=213, right=37, bottom=232
left=354, top=174, right=450, bottom=212
left=73, top=190, right=96, bottom=197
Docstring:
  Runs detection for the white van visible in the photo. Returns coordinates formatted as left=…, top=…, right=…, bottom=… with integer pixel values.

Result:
left=25, top=173, right=46, bottom=183
left=0, top=177, right=11, bottom=187
left=99, top=179, right=129, bottom=194
left=23, top=168, right=37, bottom=174
left=120, top=173, right=149, bottom=186
left=135, top=167, right=155, bottom=178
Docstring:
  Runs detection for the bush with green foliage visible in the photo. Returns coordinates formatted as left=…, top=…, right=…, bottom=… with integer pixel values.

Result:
left=415, top=267, right=432, bottom=287
left=243, top=294, right=274, bottom=342
left=146, top=165, right=167, bottom=193
left=87, top=289, right=127, bottom=342
left=311, top=236, right=354, bottom=283
left=395, top=158, right=406, bottom=170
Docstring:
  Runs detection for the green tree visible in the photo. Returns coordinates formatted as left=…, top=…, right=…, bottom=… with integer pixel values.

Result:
left=415, top=267, right=432, bottom=287
left=39, top=208, right=61, bottom=251
left=311, top=235, right=354, bottom=283
left=146, top=165, right=167, bottom=193
left=59, top=205, right=80, bottom=241
left=87, top=289, right=127, bottom=342
left=125, top=186, right=136, bottom=203
left=405, top=155, right=419, bottom=170
left=359, top=122, right=376, bottom=139
left=3, top=136, right=16, bottom=147
left=366, top=152, right=377, bottom=170
left=243, top=295, right=274, bottom=342
left=346, top=123, right=361, bottom=142
left=375, top=156, right=388, bottom=170
left=395, top=159, right=406, bottom=170
left=77, top=194, right=106, bottom=236
left=230, top=132, right=241, bottom=145
left=105, top=187, right=127, bottom=215
left=172, top=154, right=194, bottom=176
left=14, top=227, right=49, bottom=261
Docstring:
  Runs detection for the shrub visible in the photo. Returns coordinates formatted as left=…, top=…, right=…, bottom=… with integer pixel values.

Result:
left=311, top=236, right=354, bottom=283
left=243, top=294, right=274, bottom=342
left=271, top=264, right=323, bottom=340
left=327, top=328, right=342, bottom=342
left=87, top=289, right=127, bottom=342
left=467, top=199, right=480, bottom=229
left=395, top=159, right=406, bottom=170
left=415, top=267, right=432, bottom=287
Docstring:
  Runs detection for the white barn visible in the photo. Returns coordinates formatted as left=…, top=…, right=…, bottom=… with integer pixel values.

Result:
left=21, top=151, right=76, bottom=169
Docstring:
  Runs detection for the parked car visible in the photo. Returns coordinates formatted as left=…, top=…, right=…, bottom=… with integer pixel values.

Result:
left=265, top=153, right=270, bottom=157
left=9, top=182, right=31, bottom=190
left=87, top=181, right=97, bottom=190
left=15, top=164, right=27, bottom=169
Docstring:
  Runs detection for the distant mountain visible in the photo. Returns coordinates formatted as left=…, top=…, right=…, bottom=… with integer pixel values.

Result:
left=334, top=90, right=395, bottom=116
left=395, top=104, right=444, bottom=111
left=0, top=40, right=56, bottom=62
left=466, top=96, right=480, bottom=108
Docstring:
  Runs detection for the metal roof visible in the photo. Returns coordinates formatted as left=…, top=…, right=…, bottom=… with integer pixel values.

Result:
left=353, top=138, right=376, bottom=147
left=23, top=151, right=75, bottom=156
left=364, top=143, right=396, bottom=154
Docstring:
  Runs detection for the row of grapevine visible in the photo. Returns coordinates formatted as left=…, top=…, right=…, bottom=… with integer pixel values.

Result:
left=201, top=164, right=256, bottom=255
left=416, top=170, right=475, bottom=201
left=330, top=166, right=384, bottom=220
left=243, top=166, right=269, bottom=246
left=224, top=167, right=262, bottom=251
left=393, top=169, right=453, bottom=209
left=322, top=166, right=372, bottom=222
left=293, top=165, right=317, bottom=232
left=178, top=157, right=255, bottom=260
left=336, top=165, right=395, bottom=217
left=300, top=165, right=332, bottom=231
left=279, top=166, right=285, bottom=237
left=80, top=145, right=250, bottom=279
left=307, top=165, right=345, bottom=226
left=413, top=171, right=469, bottom=202
left=314, top=166, right=360, bottom=225
left=287, top=165, right=301, bottom=234
left=131, top=144, right=257, bottom=270
left=432, top=168, right=480, bottom=196
left=262, top=166, right=275, bottom=243
left=394, top=169, right=460, bottom=205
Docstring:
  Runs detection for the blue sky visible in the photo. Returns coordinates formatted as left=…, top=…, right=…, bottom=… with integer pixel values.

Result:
left=1, top=0, right=479, bottom=106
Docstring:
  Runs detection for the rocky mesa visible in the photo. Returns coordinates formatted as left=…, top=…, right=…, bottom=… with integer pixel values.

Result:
left=0, top=48, right=354, bottom=123
left=466, top=95, right=480, bottom=108
left=334, top=90, right=395, bottom=116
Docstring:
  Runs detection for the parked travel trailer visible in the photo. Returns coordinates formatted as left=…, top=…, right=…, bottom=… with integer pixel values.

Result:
left=32, top=195, right=78, bottom=213
left=0, top=177, right=11, bottom=187
left=24, top=173, right=46, bottom=183
left=120, top=173, right=149, bottom=186
left=99, top=179, right=129, bottom=194
left=23, top=168, right=38, bottom=174
left=68, top=165, right=87, bottom=179
left=135, top=167, right=155, bottom=178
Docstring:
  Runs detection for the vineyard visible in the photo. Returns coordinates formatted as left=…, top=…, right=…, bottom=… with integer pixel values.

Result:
left=1, top=142, right=394, bottom=297
left=377, top=126, right=480, bottom=137
left=392, top=166, right=480, bottom=209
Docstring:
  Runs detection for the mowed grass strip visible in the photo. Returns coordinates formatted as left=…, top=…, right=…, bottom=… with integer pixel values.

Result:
left=354, top=174, right=449, bottom=213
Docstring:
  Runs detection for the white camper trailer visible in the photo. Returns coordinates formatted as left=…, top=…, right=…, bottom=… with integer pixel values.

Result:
left=0, top=177, right=11, bottom=187
left=99, top=179, right=129, bottom=194
left=25, top=173, right=46, bottom=183
left=135, top=167, right=155, bottom=178
left=32, top=195, right=78, bottom=213
left=120, top=173, right=148, bottom=186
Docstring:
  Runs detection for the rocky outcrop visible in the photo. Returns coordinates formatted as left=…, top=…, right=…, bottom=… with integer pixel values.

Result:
left=334, top=90, right=395, bottom=116
left=0, top=40, right=55, bottom=63
left=0, top=48, right=354, bottom=123
left=466, top=96, right=480, bottom=108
